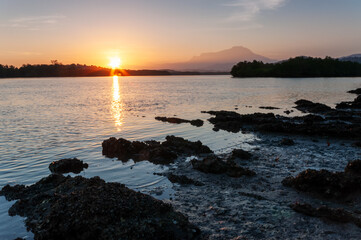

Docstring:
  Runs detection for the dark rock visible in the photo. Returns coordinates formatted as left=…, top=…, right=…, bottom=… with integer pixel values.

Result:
left=348, top=88, right=361, bottom=95
left=191, top=155, right=255, bottom=178
left=336, top=95, right=361, bottom=109
left=294, top=99, right=332, bottom=113
left=282, top=165, right=361, bottom=199
left=284, top=110, right=292, bottom=115
left=280, top=138, right=295, bottom=146
left=49, top=158, right=88, bottom=174
left=259, top=106, right=280, bottom=110
left=155, top=116, right=204, bottom=127
left=231, top=149, right=252, bottom=160
left=291, top=203, right=361, bottom=228
left=166, top=173, right=204, bottom=186
left=344, top=160, right=361, bottom=175
left=353, top=142, right=361, bottom=148
left=102, top=135, right=212, bottom=164
left=0, top=174, right=201, bottom=240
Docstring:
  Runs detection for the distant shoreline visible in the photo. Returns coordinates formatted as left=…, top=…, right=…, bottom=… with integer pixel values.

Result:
left=0, top=63, right=229, bottom=78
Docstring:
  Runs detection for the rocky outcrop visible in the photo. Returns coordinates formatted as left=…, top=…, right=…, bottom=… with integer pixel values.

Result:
left=294, top=99, right=332, bottom=113
left=282, top=160, right=361, bottom=199
left=191, top=155, right=255, bottom=178
left=49, top=158, right=88, bottom=174
left=102, top=135, right=212, bottom=164
left=155, top=117, right=204, bottom=127
left=230, top=149, right=252, bottom=160
left=0, top=174, right=201, bottom=240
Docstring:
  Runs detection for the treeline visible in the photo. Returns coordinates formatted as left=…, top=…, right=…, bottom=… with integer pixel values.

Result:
left=231, top=56, right=361, bottom=78
left=0, top=63, right=171, bottom=78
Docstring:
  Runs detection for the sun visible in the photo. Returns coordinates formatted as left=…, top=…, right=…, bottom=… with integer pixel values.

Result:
left=109, top=57, right=122, bottom=69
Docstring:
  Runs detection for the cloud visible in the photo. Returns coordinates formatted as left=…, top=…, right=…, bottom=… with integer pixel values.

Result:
left=223, top=0, right=286, bottom=22
left=1, top=15, right=65, bottom=30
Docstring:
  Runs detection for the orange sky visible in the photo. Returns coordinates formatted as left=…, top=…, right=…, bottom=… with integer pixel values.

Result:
left=1, top=0, right=360, bottom=69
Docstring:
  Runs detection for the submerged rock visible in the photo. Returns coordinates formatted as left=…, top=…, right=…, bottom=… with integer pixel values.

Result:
left=165, top=173, right=204, bottom=186
left=49, top=158, right=88, bottom=174
left=102, top=135, right=212, bottom=164
left=0, top=174, right=201, bottom=240
left=280, top=138, right=295, bottom=146
left=155, top=116, right=204, bottom=127
left=191, top=155, right=255, bottom=178
left=259, top=106, right=280, bottom=110
left=291, top=203, right=361, bottom=228
left=283, top=160, right=361, bottom=199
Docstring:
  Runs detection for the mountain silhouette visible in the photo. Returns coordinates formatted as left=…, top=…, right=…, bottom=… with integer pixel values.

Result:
left=161, top=46, right=276, bottom=72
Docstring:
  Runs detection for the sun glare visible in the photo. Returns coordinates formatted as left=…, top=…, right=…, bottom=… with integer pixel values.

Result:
left=109, top=57, right=122, bottom=69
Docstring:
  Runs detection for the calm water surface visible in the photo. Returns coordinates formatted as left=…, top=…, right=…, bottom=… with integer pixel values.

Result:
left=1, top=75, right=361, bottom=239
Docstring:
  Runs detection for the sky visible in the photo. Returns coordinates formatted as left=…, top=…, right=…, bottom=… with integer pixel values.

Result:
left=0, top=0, right=361, bottom=69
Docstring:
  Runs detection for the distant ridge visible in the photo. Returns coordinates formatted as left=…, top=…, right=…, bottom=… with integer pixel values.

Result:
left=339, top=54, right=361, bottom=64
left=161, top=46, right=276, bottom=72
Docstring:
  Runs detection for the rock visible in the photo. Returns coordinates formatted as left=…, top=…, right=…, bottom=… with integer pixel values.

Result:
left=280, top=138, right=295, bottom=146
left=291, top=203, right=361, bottom=228
left=191, top=155, right=255, bottom=178
left=353, top=142, right=361, bottom=148
left=348, top=88, right=361, bottom=95
left=0, top=174, right=201, bottom=240
left=102, top=135, right=212, bottom=164
left=294, top=99, right=332, bottom=113
left=231, top=149, right=252, bottom=160
left=166, top=173, right=204, bottom=186
left=259, top=106, right=280, bottom=110
left=49, top=158, right=88, bottom=174
left=336, top=95, right=361, bottom=109
left=344, top=160, right=361, bottom=175
left=155, top=116, right=204, bottom=127
left=284, top=110, right=292, bottom=115
left=282, top=164, right=361, bottom=199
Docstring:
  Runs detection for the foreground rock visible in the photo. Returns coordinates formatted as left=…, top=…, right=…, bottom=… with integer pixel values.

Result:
left=156, top=173, right=204, bottom=186
left=49, top=158, right=88, bottom=174
left=336, top=95, right=361, bottom=109
left=191, top=155, right=255, bottom=178
left=230, top=149, right=252, bottom=160
left=0, top=174, right=201, bottom=240
left=291, top=203, right=361, bottom=228
left=203, top=108, right=361, bottom=139
left=102, top=135, right=212, bottom=164
left=282, top=160, right=361, bottom=199
left=155, top=116, right=204, bottom=127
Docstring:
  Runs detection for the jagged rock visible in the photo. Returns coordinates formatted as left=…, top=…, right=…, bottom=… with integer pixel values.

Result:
left=166, top=173, right=204, bottom=186
left=291, top=203, right=361, bottom=228
left=191, top=155, right=255, bottom=178
left=0, top=174, right=201, bottom=240
left=49, top=158, right=88, bottom=174
left=348, top=88, right=361, bottom=95
left=102, top=135, right=212, bottom=164
left=155, top=117, right=204, bottom=127
left=336, top=95, right=361, bottom=109
left=282, top=162, right=361, bottom=199
left=231, top=149, right=252, bottom=160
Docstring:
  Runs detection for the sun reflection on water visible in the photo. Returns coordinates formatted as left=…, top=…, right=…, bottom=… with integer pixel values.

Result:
left=111, top=75, right=124, bottom=130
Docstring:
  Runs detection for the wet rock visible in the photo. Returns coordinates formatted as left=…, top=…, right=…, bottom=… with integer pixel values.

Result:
left=348, top=88, right=361, bottom=95
left=280, top=138, right=295, bottom=146
left=48, top=158, right=88, bottom=174
left=231, top=149, right=252, bottom=160
left=344, top=160, right=361, bottom=175
left=282, top=165, right=361, bottom=199
left=284, top=110, right=293, bottom=115
left=166, top=173, right=204, bottom=186
left=291, top=203, right=361, bottom=228
left=336, top=95, right=361, bottom=109
left=191, top=155, right=255, bottom=178
left=0, top=174, right=201, bottom=240
left=102, top=135, right=212, bottom=164
left=294, top=99, right=332, bottom=113
left=155, top=116, right=204, bottom=127
left=259, top=106, right=280, bottom=110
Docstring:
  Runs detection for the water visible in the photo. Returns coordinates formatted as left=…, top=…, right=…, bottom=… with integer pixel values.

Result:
left=1, top=75, right=361, bottom=239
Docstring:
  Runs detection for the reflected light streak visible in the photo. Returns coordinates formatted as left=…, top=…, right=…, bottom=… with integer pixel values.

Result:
left=111, top=75, right=124, bottom=130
